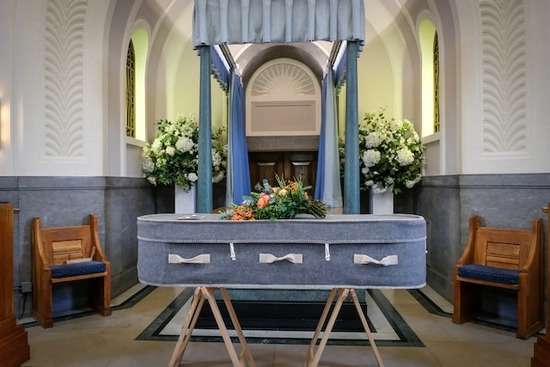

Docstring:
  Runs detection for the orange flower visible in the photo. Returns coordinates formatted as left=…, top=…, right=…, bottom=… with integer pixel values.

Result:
left=257, top=194, right=270, bottom=209
left=230, top=205, right=254, bottom=221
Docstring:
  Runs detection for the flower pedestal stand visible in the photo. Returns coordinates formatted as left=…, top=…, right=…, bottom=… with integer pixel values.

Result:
left=369, top=188, right=394, bottom=215
left=175, top=185, right=196, bottom=214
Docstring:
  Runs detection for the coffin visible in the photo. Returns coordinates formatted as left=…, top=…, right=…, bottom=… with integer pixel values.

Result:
left=137, top=214, right=426, bottom=289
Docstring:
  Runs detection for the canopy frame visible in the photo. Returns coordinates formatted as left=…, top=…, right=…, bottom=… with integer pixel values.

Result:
left=194, top=0, right=364, bottom=214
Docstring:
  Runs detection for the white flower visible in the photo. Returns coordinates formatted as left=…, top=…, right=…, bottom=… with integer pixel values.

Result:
left=147, top=176, right=157, bottom=185
left=385, top=177, right=394, bottom=185
left=365, top=132, right=382, bottom=148
left=176, top=137, right=194, bottom=152
left=405, top=175, right=422, bottom=189
left=361, top=167, right=369, bottom=175
left=151, top=139, right=163, bottom=153
left=363, top=149, right=381, bottom=167
left=166, top=124, right=177, bottom=134
left=212, top=172, right=225, bottom=183
left=187, top=172, right=198, bottom=182
left=142, top=158, right=155, bottom=173
left=396, top=147, right=414, bottom=166
left=212, top=151, right=222, bottom=167
left=371, top=183, right=388, bottom=194
left=165, top=146, right=176, bottom=156
left=389, top=119, right=403, bottom=132
left=365, top=180, right=374, bottom=187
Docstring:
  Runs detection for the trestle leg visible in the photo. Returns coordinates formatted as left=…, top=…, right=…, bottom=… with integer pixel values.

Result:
left=306, top=288, right=384, bottom=367
left=168, top=287, right=255, bottom=367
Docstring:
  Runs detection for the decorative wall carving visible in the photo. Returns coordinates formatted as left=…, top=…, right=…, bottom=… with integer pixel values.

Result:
left=480, top=0, right=527, bottom=153
left=44, top=0, right=87, bottom=157
left=251, top=62, right=316, bottom=97
left=246, top=58, right=321, bottom=137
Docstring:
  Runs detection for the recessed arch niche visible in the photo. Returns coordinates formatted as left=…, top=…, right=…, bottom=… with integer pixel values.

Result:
left=246, top=58, right=321, bottom=137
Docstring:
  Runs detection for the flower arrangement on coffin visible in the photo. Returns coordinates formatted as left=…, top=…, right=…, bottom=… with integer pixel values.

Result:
left=142, top=117, right=227, bottom=190
left=359, top=109, right=424, bottom=195
left=222, top=177, right=327, bottom=220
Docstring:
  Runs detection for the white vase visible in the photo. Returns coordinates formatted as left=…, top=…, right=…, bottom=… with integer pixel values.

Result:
left=175, top=185, right=196, bottom=214
left=369, top=186, right=394, bottom=215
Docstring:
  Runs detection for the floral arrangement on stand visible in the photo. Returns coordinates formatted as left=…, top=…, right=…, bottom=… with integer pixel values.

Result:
left=142, top=117, right=226, bottom=190
left=359, top=110, right=424, bottom=194
left=222, top=177, right=327, bottom=221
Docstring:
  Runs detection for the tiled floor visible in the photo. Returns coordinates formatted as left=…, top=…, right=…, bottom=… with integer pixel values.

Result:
left=22, top=287, right=537, bottom=366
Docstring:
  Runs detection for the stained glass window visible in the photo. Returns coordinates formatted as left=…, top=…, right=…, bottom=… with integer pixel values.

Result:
left=433, top=32, right=440, bottom=133
left=126, top=40, right=136, bottom=138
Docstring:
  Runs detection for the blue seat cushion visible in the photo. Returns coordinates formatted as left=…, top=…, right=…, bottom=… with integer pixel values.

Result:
left=51, top=261, right=106, bottom=278
left=458, top=264, right=519, bottom=285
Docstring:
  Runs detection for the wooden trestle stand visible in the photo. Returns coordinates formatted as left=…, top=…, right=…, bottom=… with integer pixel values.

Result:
left=0, top=203, right=30, bottom=366
left=532, top=203, right=550, bottom=367
left=169, top=287, right=383, bottom=367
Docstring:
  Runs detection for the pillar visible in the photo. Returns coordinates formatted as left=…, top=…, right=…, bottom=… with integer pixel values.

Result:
left=197, top=46, right=213, bottom=213
left=344, top=41, right=360, bottom=214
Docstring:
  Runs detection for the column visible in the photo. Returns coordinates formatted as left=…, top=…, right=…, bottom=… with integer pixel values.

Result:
left=344, top=41, right=360, bottom=214
left=197, top=46, right=213, bottom=213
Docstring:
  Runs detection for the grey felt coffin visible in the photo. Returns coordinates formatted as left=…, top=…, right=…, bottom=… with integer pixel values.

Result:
left=137, top=214, right=426, bottom=289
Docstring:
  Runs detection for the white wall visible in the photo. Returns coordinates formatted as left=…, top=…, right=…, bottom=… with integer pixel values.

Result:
left=457, top=0, right=550, bottom=174
left=0, top=0, right=16, bottom=175
left=4, top=0, right=111, bottom=176
left=1, top=0, right=548, bottom=178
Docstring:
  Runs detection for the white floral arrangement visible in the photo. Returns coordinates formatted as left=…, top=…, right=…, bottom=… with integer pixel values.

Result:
left=142, top=117, right=226, bottom=191
left=359, top=110, right=424, bottom=194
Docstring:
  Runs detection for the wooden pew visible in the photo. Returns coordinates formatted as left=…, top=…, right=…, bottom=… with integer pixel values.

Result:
left=0, top=203, right=30, bottom=366
left=32, top=214, right=111, bottom=328
left=532, top=203, right=550, bottom=366
left=453, top=215, right=544, bottom=339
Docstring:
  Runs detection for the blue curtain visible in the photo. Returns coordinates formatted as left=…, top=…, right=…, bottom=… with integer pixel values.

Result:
left=226, top=73, right=251, bottom=205
left=315, top=70, right=342, bottom=208
left=210, top=45, right=230, bottom=91
left=333, top=42, right=348, bottom=89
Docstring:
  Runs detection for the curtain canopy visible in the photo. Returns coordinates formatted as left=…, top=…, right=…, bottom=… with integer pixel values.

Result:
left=193, top=0, right=365, bottom=47
left=314, top=70, right=342, bottom=208
left=226, top=73, right=251, bottom=205
left=210, top=45, right=230, bottom=91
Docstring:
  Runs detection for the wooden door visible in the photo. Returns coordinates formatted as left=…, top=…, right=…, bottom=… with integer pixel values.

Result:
left=249, top=152, right=317, bottom=194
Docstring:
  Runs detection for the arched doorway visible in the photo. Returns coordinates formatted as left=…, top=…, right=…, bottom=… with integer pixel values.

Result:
left=245, top=58, right=322, bottom=192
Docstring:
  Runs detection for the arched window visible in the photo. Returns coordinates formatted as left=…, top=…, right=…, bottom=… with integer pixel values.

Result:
left=125, top=40, right=136, bottom=137
left=125, top=28, right=149, bottom=141
left=418, top=18, right=440, bottom=137
left=433, top=32, right=440, bottom=133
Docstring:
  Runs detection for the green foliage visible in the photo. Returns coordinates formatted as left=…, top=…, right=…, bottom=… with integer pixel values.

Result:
left=142, top=117, right=226, bottom=190
left=340, top=109, right=424, bottom=194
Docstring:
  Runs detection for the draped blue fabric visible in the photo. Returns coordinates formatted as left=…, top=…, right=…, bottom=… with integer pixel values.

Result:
left=210, top=45, right=230, bottom=91
left=333, top=42, right=348, bottom=89
left=193, top=0, right=365, bottom=48
left=226, top=73, right=251, bottom=205
left=314, top=70, right=342, bottom=208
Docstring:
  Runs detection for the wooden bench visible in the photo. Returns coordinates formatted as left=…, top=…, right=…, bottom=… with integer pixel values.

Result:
left=32, top=214, right=111, bottom=328
left=453, top=215, right=544, bottom=338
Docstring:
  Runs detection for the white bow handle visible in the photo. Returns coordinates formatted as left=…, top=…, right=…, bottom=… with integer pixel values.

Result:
left=168, top=254, right=211, bottom=264
left=353, top=254, right=398, bottom=266
left=259, top=253, right=303, bottom=264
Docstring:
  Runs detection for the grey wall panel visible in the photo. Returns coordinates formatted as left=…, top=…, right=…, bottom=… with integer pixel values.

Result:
left=104, top=177, right=156, bottom=295
left=400, top=173, right=550, bottom=301
left=0, top=176, right=159, bottom=317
